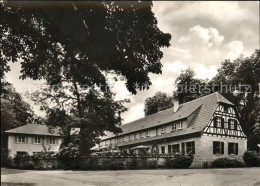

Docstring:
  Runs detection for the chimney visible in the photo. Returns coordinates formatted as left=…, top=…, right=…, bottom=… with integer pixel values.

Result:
left=173, top=99, right=179, bottom=112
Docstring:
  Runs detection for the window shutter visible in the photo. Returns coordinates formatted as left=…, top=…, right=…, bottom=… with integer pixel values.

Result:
left=213, top=117, right=217, bottom=128
left=15, top=136, right=17, bottom=143
left=26, top=137, right=28, bottom=144
left=234, top=120, right=238, bottom=130
left=32, top=137, right=34, bottom=144
left=236, top=143, right=238, bottom=155
left=228, top=143, right=231, bottom=155
left=192, top=141, right=195, bottom=154
left=213, top=141, right=216, bottom=154
left=181, top=142, right=185, bottom=154
left=221, top=118, right=224, bottom=129
left=221, top=142, right=224, bottom=154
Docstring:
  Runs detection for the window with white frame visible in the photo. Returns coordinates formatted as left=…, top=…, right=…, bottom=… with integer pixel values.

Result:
left=172, top=123, right=177, bottom=131
left=140, top=131, right=143, bottom=138
left=216, top=117, right=222, bottom=128
left=34, top=137, right=41, bottom=144
left=213, top=141, right=224, bottom=155
left=146, top=130, right=150, bottom=137
left=49, top=138, right=56, bottom=145
left=17, top=136, right=26, bottom=143
left=161, top=126, right=166, bottom=133
left=178, top=121, right=183, bottom=130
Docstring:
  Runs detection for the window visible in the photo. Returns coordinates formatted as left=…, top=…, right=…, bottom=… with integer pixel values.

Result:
left=146, top=130, right=150, bottom=137
left=213, top=141, right=224, bottom=155
left=172, top=144, right=180, bottom=154
left=105, top=140, right=108, bottom=146
left=178, top=122, right=183, bottom=130
left=214, top=117, right=224, bottom=128
left=172, top=123, right=177, bottom=131
left=228, top=143, right=238, bottom=155
left=17, top=136, right=26, bottom=143
left=34, top=137, right=41, bottom=144
left=224, top=105, right=228, bottom=113
left=17, top=151, right=28, bottom=157
left=161, top=146, right=165, bottom=154
left=228, top=119, right=237, bottom=130
left=182, top=141, right=195, bottom=155
left=140, top=131, right=143, bottom=138
left=161, top=126, right=166, bottom=133
left=134, top=133, right=138, bottom=139
left=122, top=136, right=125, bottom=142
left=49, top=138, right=56, bottom=145
left=129, top=134, right=132, bottom=141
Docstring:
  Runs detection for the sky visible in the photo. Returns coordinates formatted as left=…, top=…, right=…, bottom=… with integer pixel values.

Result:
left=6, top=1, right=260, bottom=125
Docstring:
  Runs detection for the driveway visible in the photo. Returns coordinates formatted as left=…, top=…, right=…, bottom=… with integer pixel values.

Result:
left=1, top=167, right=260, bottom=186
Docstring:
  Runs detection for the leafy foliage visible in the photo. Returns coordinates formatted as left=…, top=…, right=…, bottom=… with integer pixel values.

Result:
left=1, top=1, right=171, bottom=154
left=144, top=92, right=173, bottom=116
left=165, top=154, right=194, bottom=169
left=145, top=159, right=158, bottom=169
left=243, top=151, right=260, bottom=167
left=211, top=158, right=244, bottom=168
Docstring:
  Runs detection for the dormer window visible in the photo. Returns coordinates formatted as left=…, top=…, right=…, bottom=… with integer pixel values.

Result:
left=172, top=123, right=177, bottom=131
left=178, top=122, right=183, bottom=130
left=161, top=126, right=166, bottom=133
left=146, top=130, right=150, bottom=137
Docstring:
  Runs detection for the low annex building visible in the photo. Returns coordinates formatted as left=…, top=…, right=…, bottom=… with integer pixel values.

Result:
left=99, top=92, right=247, bottom=167
left=5, top=124, right=62, bottom=157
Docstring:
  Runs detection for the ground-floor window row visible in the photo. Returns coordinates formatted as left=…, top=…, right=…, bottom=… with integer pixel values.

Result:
left=161, top=141, right=195, bottom=155
left=160, top=141, right=238, bottom=155
left=213, top=141, right=238, bottom=155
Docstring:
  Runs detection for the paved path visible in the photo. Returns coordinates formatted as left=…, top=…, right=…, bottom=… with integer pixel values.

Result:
left=1, top=168, right=260, bottom=186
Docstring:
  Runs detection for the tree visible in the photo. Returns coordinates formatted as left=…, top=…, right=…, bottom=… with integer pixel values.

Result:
left=172, top=50, right=260, bottom=150
left=144, top=92, right=173, bottom=116
left=1, top=1, right=171, bottom=153
left=174, top=68, right=209, bottom=103
left=1, top=79, right=43, bottom=152
left=211, top=50, right=260, bottom=149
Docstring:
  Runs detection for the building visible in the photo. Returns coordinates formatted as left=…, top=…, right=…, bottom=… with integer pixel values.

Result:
left=99, top=92, right=247, bottom=167
left=5, top=124, right=62, bottom=157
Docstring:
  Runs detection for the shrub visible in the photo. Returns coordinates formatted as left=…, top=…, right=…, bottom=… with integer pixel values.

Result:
left=110, top=161, right=124, bottom=170
left=145, top=159, right=158, bottom=169
left=202, top=161, right=209, bottom=168
left=211, top=158, right=244, bottom=168
left=243, top=151, right=260, bottom=167
left=166, top=154, right=193, bottom=169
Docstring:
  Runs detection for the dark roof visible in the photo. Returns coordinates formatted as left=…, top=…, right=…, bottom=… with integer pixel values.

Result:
left=102, top=92, right=234, bottom=141
left=5, top=124, right=61, bottom=136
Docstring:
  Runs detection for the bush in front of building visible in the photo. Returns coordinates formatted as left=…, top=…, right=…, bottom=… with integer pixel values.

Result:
left=211, top=158, right=244, bottom=168
left=165, top=154, right=194, bottom=169
left=243, top=151, right=260, bottom=167
left=145, top=159, right=158, bottom=169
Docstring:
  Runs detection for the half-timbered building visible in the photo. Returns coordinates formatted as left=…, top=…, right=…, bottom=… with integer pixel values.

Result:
left=99, top=92, right=247, bottom=167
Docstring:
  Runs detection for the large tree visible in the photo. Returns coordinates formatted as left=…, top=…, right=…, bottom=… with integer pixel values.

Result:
left=144, top=92, right=173, bottom=116
left=1, top=1, right=171, bottom=153
left=174, top=68, right=209, bottom=103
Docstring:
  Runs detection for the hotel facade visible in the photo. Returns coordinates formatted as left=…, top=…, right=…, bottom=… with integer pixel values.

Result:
left=99, top=92, right=247, bottom=167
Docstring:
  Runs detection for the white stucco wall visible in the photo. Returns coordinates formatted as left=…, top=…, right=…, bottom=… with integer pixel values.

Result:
left=8, top=134, right=63, bottom=157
